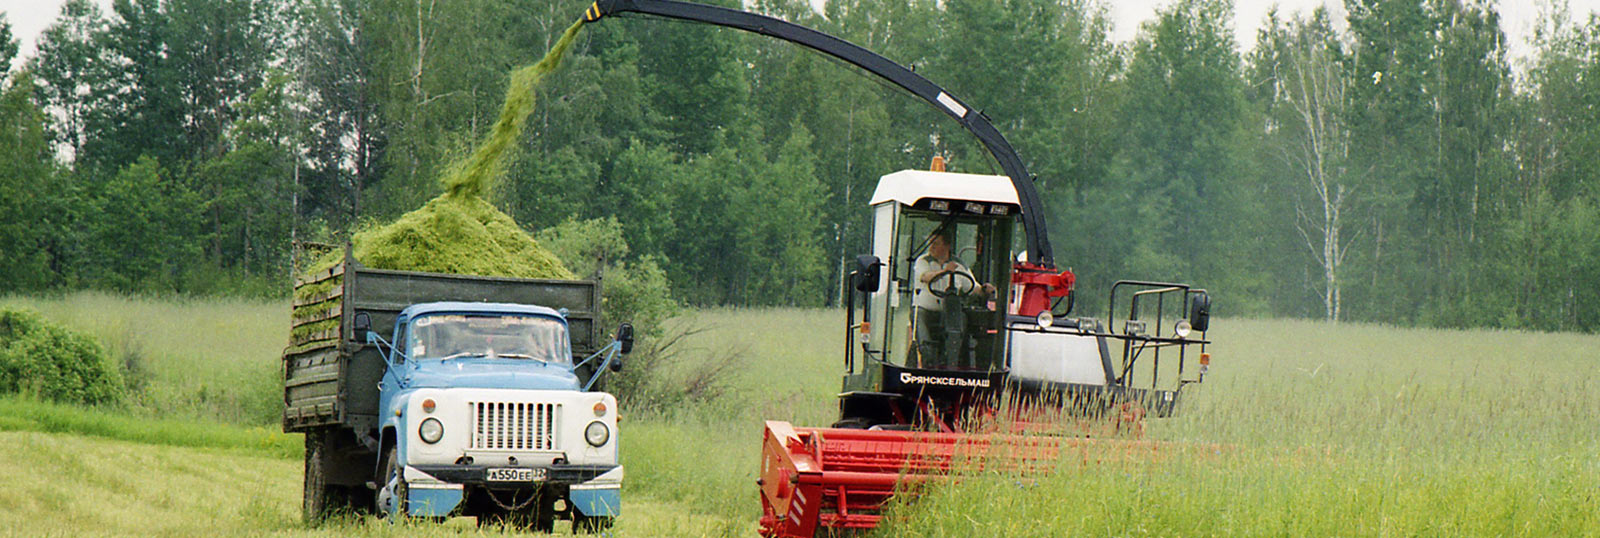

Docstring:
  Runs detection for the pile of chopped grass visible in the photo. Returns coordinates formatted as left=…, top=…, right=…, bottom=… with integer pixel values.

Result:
left=349, top=194, right=574, bottom=279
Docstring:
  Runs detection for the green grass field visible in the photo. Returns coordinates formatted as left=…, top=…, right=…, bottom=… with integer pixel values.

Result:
left=0, top=292, right=286, bottom=424
left=2, top=293, right=1597, bottom=536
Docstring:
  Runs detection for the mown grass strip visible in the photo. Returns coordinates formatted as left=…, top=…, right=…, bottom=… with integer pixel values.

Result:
left=0, top=395, right=298, bottom=459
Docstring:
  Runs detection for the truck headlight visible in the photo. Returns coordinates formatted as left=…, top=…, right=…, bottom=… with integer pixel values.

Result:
left=584, top=421, right=610, bottom=447
left=419, top=417, right=444, bottom=444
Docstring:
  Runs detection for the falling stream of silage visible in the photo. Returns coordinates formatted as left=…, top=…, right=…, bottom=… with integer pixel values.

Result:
left=441, top=20, right=586, bottom=199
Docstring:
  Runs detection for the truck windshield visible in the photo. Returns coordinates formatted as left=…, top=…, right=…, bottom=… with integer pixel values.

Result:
left=408, top=314, right=571, bottom=363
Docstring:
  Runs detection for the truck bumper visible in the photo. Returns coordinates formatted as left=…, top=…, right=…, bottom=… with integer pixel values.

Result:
left=404, top=463, right=621, bottom=517
left=569, top=484, right=621, bottom=517
left=407, top=483, right=466, bottom=517
left=408, top=463, right=621, bottom=487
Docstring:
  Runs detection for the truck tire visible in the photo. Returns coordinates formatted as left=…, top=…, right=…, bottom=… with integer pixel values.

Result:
left=573, top=514, right=614, bottom=534
left=377, top=446, right=408, bottom=518
left=303, top=430, right=334, bottom=524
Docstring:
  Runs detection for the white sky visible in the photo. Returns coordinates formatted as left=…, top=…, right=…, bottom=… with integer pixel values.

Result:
left=4, top=0, right=1597, bottom=73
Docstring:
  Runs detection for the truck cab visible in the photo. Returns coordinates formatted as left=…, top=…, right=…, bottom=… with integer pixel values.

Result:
left=365, top=302, right=626, bottom=530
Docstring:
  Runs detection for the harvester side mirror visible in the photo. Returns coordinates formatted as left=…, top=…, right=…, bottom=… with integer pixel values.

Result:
left=852, top=255, right=882, bottom=293
left=1189, top=294, right=1211, bottom=332
left=616, top=323, right=634, bottom=356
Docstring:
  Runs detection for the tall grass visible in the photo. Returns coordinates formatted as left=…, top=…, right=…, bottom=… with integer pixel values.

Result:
left=654, top=307, right=841, bottom=425
left=880, top=318, right=1600, bottom=536
left=5, top=294, right=1597, bottom=535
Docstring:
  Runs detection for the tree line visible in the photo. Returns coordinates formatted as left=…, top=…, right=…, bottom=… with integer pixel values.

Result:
left=0, top=0, right=1597, bottom=332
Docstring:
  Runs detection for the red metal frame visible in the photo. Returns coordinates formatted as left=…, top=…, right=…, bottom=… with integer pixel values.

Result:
left=757, top=421, right=1062, bottom=538
left=1012, top=263, right=1075, bottom=316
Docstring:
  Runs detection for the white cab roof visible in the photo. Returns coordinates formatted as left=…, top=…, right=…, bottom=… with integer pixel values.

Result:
left=868, top=170, right=1020, bottom=207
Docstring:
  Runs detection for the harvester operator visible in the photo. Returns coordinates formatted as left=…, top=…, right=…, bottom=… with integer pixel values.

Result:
left=912, top=232, right=994, bottom=367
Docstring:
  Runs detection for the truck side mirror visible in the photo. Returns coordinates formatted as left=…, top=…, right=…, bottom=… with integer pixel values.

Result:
left=353, top=312, right=372, bottom=335
left=616, top=323, right=634, bottom=356
left=1189, top=293, right=1211, bottom=332
left=852, top=255, right=882, bottom=293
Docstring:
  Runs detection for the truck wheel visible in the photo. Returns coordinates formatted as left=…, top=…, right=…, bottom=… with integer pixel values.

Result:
left=530, top=498, right=556, bottom=533
left=515, top=493, right=555, bottom=533
left=573, top=514, right=614, bottom=534
left=303, top=431, right=334, bottom=524
left=377, top=446, right=408, bottom=518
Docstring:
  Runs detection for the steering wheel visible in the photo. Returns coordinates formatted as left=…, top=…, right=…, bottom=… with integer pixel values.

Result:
left=929, top=270, right=978, bottom=299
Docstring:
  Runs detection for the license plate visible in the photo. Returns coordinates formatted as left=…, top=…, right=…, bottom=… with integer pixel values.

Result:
left=486, top=467, right=545, bottom=482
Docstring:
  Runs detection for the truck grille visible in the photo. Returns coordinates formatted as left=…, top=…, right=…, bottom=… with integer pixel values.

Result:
left=468, top=402, right=560, bottom=450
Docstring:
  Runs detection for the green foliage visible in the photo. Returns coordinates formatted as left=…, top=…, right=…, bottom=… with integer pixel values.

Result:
left=0, top=12, right=16, bottom=75
left=10, top=0, right=1600, bottom=334
left=195, top=71, right=303, bottom=279
left=724, top=124, right=829, bottom=306
left=0, top=70, right=64, bottom=291
left=536, top=217, right=678, bottom=333
left=629, top=0, right=751, bottom=156
left=289, top=0, right=384, bottom=231
left=84, top=156, right=201, bottom=291
left=1094, top=0, right=1268, bottom=314
left=28, top=0, right=113, bottom=159
left=0, top=308, right=123, bottom=405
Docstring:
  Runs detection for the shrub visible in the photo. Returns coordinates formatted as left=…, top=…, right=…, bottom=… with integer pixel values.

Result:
left=538, top=218, right=743, bottom=413
left=0, top=308, right=124, bottom=405
left=536, top=217, right=677, bottom=334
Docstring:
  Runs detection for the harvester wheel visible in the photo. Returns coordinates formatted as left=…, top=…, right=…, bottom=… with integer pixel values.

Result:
left=831, top=417, right=871, bottom=429
left=573, top=514, right=614, bottom=533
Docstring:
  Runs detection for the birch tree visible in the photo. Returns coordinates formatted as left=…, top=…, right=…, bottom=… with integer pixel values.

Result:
left=1265, top=12, right=1358, bottom=320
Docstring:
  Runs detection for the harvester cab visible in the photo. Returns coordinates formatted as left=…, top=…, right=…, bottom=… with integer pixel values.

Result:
left=839, top=164, right=1213, bottom=433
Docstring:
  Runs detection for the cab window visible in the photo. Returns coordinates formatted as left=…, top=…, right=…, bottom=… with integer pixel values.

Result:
left=408, top=314, right=571, bottom=363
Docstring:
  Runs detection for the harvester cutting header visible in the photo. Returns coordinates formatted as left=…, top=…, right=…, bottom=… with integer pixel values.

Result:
left=582, top=1, right=1216, bottom=536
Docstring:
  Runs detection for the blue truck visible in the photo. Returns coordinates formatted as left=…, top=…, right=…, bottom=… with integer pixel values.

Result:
left=284, top=249, right=630, bottom=532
